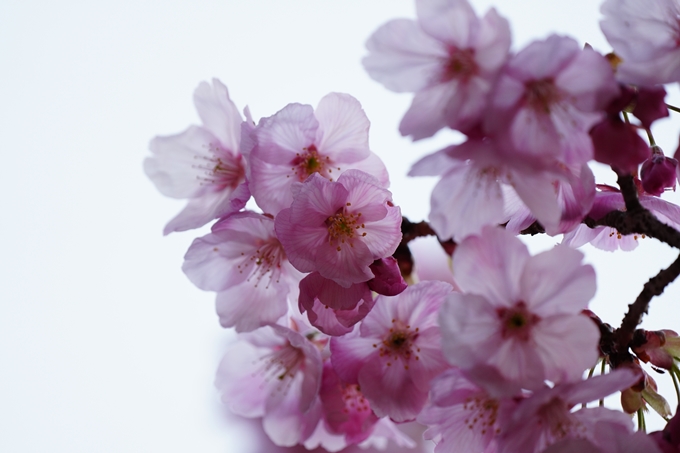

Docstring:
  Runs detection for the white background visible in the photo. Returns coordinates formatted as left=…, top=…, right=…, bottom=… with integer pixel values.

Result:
left=2, top=0, right=679, bottom=451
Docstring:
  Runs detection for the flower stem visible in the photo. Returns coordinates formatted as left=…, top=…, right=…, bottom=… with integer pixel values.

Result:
left=666, top=103, right=680, bottom=113
left=671, top=364, right=680, bottom=404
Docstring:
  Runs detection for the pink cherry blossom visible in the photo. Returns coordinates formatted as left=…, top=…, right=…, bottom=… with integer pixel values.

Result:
left=601, top=0, right=680, bottom=85
left=246, top=93, right=389, bottom=215
left=318, top=362, right=380, bottom=445
left=409, top=138, right=595, bottom=240
left=496, top=369, right=640, bottom=453
left=418, top=368, right=504, bottom=453
left=363, top=0, right=511, bottom=138
left=440, top=226, right=599, bottom=389
left=144, top=79, right=248, bottom=234
left=215, top=323, right=325, bottom=446
left=330, top=281, right=453, bottom=422
left=182, top=211, right=302, bottom=331
left=275, top=170, right=402, bottom=288
left=485, top=34, right=618, bottom=166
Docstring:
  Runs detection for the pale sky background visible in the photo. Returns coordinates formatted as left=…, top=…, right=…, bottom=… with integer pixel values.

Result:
left=2, top=0, right=680, bottom=451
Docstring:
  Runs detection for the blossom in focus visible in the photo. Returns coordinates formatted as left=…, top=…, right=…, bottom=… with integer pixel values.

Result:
left=330, top=281, right=452, bottom=422
left=245, top=93, right=389, bottom=215
left=363, top=0, right=511, bottom=138
left=182, top=211, right=303, bottom=332
left=215, top=323, right=325, bottom=447
left=144, top=79, right=248, bottom=234
left=275, top=170, right=402, bottom=288
left=440, top=226, right=599, bottom=389
left=601, top=0, right=680, bottom=85
left=485, top=34, right=619, bottom=166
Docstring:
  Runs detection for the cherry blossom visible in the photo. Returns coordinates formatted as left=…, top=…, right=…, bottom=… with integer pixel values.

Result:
left=440, top=226, right=599, bottom=389
left=144, top=79, right=248, bottom=234
left=485, top=34, right=618, bottom=166
left=330, top=281, right=452, bottom=422
left=409, top=138, right=595, bottom=240
left=275, top=170, right=402, bottom=288
left=497, top=369, right=640, bottom=453
left=418, top=368, right=505, bottom=453
left=182, top=211, right=302, bottom=331
left=215, top=323, right=326, bottom=446
left=246, top=93, right=389, bottom=215
left=363, top=0, right=511, bottom=138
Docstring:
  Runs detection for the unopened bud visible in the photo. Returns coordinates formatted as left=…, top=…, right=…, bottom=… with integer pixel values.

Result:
left=640, top=151, right=677, bottom=196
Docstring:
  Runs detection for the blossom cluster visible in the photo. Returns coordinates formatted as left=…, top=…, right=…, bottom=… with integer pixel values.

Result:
left=145, top=0, right=680, bottom=452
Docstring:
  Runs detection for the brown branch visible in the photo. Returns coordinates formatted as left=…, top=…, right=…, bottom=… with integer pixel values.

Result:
left=609, top=255, right=680, bottom=366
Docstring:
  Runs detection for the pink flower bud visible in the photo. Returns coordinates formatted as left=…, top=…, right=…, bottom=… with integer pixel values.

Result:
left=641, top=151, right=678, bottom=196
left=368, top=257, right=407, bottom=296
left=590, top=115, right=650, bottom=174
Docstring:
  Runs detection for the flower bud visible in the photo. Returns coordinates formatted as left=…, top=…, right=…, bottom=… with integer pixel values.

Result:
left=591, top=116, right=650, bottom=174
left=368, top=257, right=408, bottom=296
left=633, top=86, right=669, bottom=129
left=641, top=150, right=678, bottom=196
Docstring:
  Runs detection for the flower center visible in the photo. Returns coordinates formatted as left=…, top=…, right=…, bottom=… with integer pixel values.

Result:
left=496, top=301, right=540, bottom=342
left=325, top=205, right=366, bottom=251
left=525, top=78, right=562, bottom=113
left=260, top=342, right=305, bottom=382
left=373, top=320, right=421, bottom=369
left=236, top=237, right=287, bottom=288
left=537, top=397, right=584, bottom=442
left=443, top=47, right=478, bottom=82
left=194, top=143, right=245, bottom=188
left=291, top=144, right=341, bottom=181
left=462, top=393, right=500, bottom=436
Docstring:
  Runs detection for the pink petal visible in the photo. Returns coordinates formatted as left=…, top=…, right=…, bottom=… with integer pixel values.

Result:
left=215, top=280, right=289, bottom=332
left=363, top=18, right=446, bottom=93
left=416, top=0, right=477, bottom=46
left=193, top=78, right=243, bottom=151
left=253, top=103, right=318, bottom=164
left=451, top=226, right=529, bottom=305
left=429, top=161, right=506, bottom=241
left=315, top=93, right=371, bottom=162
left=519, top=245, right=595, bottom=315
left=146, top=125, right=219, bottom=199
